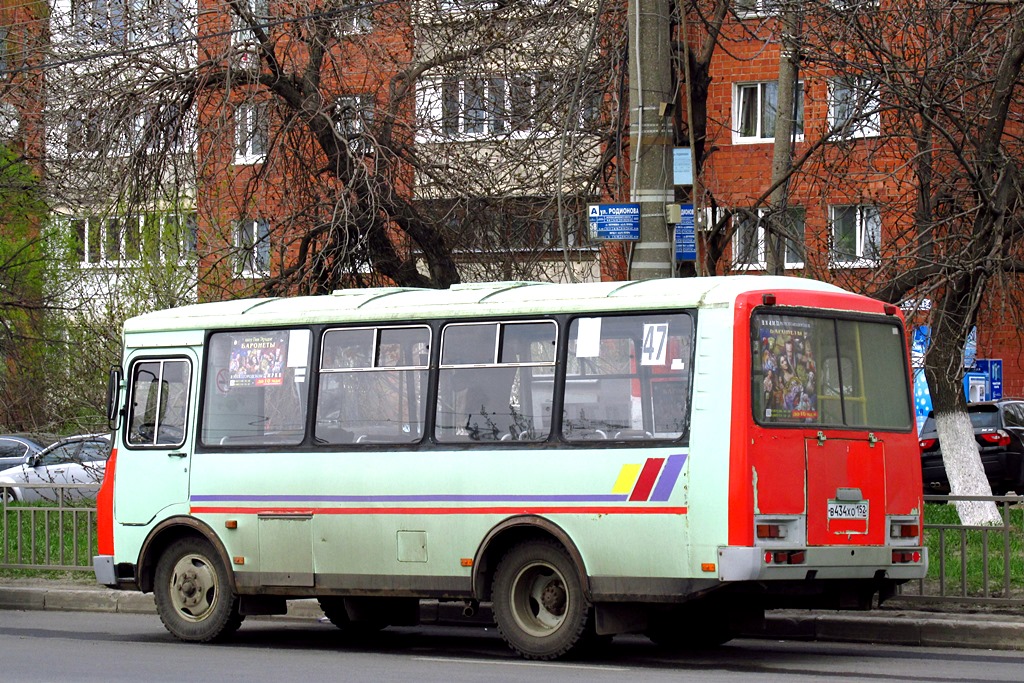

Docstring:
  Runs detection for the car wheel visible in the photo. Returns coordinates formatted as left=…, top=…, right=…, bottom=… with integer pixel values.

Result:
left=154, top=537, right=243, bottom=642
left=1, top=487, right=15, bottom=504
left=492, top=540, right=591, bottom=660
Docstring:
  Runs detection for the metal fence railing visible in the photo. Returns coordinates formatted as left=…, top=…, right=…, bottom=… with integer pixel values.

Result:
left=3, top=487, right=1023, bottom=606
left=1, top=483, right=99, bottom=572
left=897, top=494, right=1024, bottom=606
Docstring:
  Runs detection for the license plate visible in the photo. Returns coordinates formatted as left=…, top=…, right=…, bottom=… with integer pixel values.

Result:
left=828, top=501, right=868, bottom=519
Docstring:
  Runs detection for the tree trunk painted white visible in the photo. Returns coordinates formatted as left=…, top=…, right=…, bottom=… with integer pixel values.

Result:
left=934, top=409, right=1001, bottom=526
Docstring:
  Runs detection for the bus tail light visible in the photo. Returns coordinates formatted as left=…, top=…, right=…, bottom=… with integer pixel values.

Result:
left=756, top=524, right=786, bottom=539
left=892, top=550, right=922, bottom=564
left=888, top=515, right=921, bottom=545
left=765, top=550, right=806, bottom=565
left=753, top=515, right=805, bottom=547
left=890, top=523, right=918, bottom=539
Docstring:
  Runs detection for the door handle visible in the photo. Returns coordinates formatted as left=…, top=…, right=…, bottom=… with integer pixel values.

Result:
left=167, top=452, right=187, bottom=459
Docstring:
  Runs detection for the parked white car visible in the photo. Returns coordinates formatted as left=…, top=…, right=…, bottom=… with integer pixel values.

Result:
left=0, top=433, right=111, bottom=502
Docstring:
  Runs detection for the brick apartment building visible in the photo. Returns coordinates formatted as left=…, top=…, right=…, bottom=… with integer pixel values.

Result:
left=1, top=1, right=1020, bottom=403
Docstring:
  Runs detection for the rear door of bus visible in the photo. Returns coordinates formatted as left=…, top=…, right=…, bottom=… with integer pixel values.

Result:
left=115, top=351, right=196, bottom=525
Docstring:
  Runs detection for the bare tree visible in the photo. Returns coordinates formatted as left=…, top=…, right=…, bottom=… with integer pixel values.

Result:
left=30, top=0, right=620, bottom=296
left=702, top=1, right=1024, bottom=524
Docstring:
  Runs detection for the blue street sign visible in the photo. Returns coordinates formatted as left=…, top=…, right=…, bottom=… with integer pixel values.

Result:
left=588, top=203, right=641, bottom=241
left=674, top=204, right=696, bottom=261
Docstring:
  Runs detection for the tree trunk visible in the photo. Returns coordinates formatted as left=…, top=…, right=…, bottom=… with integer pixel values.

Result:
left=765, top=4, right=800, bottom=276
left=924, top=312, right=1000, bottom=526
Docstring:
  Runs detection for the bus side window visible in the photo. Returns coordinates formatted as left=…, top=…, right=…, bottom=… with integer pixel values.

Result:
left=127, top=359, right=191, bottom=448
left=435, top=321, right=556, bottom=443
left=201, top=329, right=311, bottom=446
left=563, top=314, right=691, bottom=441
left=315, top=326, right=430, bottom=444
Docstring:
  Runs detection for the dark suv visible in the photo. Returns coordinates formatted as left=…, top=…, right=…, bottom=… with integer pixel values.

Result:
left=919, top=400, right=1024, bottom=495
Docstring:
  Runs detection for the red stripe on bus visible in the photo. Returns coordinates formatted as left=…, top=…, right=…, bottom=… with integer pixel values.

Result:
left=629, top=458, right=665, bottom=501
left=189, top=506, right=687, bottom=516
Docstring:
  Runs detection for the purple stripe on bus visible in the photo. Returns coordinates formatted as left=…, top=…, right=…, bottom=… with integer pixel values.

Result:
left=649, top=453, right=687, bottom=502
left=189, top=493, right=631, bottom=503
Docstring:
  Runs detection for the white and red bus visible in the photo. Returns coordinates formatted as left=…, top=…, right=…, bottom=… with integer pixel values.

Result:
left=94, top=276, right=926, bottom=659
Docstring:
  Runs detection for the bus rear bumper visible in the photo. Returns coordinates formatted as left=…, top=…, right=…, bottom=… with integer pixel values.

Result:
left=718, top=546, right=928, bottom=581
left=93, top=555, right=117, bottom=587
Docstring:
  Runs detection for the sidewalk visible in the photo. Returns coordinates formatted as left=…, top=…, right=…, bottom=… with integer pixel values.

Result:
left=2, top=579, right=1022, bottom=650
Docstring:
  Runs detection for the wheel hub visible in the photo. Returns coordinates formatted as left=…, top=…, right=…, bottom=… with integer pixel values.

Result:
left=540, top=581, right=566, bottom=616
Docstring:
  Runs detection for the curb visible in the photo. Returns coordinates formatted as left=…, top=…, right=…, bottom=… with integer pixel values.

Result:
left=2, top=585, right=1022, bottom=651
left=754, top=611, right=1024, bottom=650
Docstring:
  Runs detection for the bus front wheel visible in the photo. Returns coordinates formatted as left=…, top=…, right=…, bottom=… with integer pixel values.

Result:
left=491, top=540, right=591, bottom=660
left=154, top=537, right=244, bottom=642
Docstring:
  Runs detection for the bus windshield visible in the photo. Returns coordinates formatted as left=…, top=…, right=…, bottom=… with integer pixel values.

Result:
left=751, top=312, right=911, bottom=430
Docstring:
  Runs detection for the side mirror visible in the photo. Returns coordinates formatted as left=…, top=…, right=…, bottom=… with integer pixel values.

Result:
left=107, top=367, right=123, bottom=431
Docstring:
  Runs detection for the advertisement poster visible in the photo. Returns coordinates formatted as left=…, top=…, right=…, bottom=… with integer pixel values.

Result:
left=229, top=333, right=288, bottom=387
left=757, top=318, right=817, bottom=423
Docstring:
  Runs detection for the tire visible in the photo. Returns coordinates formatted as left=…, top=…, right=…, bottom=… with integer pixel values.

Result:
left=154, top=537, right=243, bottom=642
left=491, top=540, right=591, bottom=660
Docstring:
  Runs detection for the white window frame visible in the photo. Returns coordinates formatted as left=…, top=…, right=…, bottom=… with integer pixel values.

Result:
left=732, top=207, right=806, bottom=271
left=829, top=76, right=881, bottom=139
left=231, top=0, right=269, bottom=46
left=733, top=81, right=804, bottom=144
left=334, top=94, right=374, bottom=153
left=234, top=218, right=270, bottom=277
left=832, top=0, right=879, bottom=9
left=71, top=212, right=197, bottom=266
left=234, top=102, right=268, bottom=164
left=415, top=73, right=594, bottom=142
left=335, top=0, right=372, bottom=33
left=735, top=0, right=778, bottom=17
left=829, top=204, right=881, bottom=268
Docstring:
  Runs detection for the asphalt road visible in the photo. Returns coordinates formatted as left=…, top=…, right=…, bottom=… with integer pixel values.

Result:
left=2, top=610, right=1024, bottom=683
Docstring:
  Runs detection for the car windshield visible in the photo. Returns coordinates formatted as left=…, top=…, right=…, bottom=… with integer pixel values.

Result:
left=922, top=408, right=1000, bottom=435
left=969, top=409, right=1001, bottom=430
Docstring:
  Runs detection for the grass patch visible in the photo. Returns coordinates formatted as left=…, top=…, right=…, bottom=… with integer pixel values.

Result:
left=1, top=499, right=98, bottom=575
left=922, top=502, right=1024, bottom=597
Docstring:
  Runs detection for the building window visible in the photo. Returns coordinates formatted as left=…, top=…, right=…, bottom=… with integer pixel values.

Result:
left=232, top=0, right=269, bottom=45
left=829, top=76, right=880, bottom=138
left=235, top=102, right=268, bottom=164
left=336, top=0, right=372, bottom=33
left=234, top=218, right=270, bottom=277
left=71, top=212, right=197, bottom=265
left=830, top=205, right=880, bottom=267
left=438, top=0, right=497, bottom=13
left=733, top=207, right=805, bottom=270
left=334, top=95, right=374, bottom=153
left=417, top=74, right=598, bottom=141
left=440, top=77, right=506, bottom=136
left=734, top=81, right=804, bottom=143
left=735, top=0, right=778, bottom=16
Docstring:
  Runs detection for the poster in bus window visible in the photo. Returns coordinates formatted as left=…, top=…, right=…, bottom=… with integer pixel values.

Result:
left=228, top=332, right=288, bottom=387
left=757, top=317, right=817, bottom=423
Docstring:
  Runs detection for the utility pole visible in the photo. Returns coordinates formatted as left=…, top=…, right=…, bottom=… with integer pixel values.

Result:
left=627, top=0, right=674, bottom=280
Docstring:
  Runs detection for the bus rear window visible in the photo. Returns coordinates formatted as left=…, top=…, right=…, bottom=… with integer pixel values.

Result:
left=752, top=313, right=911, bottom=430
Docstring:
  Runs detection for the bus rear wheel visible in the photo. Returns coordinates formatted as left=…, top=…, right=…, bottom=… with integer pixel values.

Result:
left=154, top=537, right=243, bottom=642
left=492, top=540, right=590, bottom=660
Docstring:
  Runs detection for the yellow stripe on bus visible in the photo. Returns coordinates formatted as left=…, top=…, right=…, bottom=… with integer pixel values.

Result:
left=612, top=464, right=642, bottom=494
